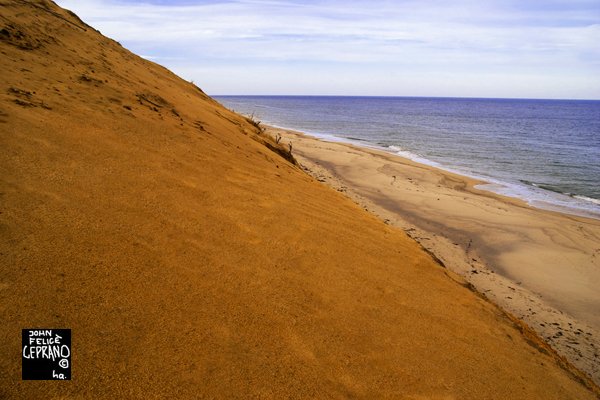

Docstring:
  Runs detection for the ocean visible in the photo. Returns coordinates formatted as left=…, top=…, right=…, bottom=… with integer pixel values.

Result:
left=214, top=96, right=600, bottom=219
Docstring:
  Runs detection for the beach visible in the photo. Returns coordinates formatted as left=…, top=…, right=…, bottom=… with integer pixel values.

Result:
left=2, top=1, right=600, bottom=398
left=270, top=125, right=600, bottom=384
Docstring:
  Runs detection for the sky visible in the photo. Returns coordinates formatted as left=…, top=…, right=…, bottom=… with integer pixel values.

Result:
left=55, top=0, right=600, bottom=99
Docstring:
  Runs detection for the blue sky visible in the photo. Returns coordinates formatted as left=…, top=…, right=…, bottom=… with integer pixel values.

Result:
left=55, top=0, right=600, bottom=99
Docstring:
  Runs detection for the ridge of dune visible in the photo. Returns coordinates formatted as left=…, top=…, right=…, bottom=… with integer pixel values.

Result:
left=0, top=1, right=598, bottom=398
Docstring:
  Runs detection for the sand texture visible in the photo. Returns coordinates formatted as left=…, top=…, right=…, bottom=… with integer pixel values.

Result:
left=1, top=1, right=599, bottom=398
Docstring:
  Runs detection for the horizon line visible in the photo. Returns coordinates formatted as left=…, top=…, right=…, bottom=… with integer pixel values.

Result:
left=212, top=94, right=600, bottom=101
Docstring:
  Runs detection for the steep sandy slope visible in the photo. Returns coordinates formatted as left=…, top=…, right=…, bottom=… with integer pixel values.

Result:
left=0, top=1, right=597, bottom=398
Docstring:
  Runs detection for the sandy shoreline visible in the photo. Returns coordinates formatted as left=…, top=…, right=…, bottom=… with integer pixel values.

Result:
left=270, top=125, right=600, bottom=384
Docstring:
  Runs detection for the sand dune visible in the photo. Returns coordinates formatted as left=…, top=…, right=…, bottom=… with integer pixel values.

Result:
left=0, top=1, right=598, bottom=398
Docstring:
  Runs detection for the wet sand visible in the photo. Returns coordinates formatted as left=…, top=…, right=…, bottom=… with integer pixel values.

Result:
left=271, top=126, right=600, bottom=385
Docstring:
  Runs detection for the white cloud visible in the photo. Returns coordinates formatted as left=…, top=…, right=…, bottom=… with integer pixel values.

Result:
left=55, top=0, right=600, bottom=98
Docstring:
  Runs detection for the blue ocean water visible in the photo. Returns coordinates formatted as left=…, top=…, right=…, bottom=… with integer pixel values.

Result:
left=215, top=96, right=600, bottom=219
